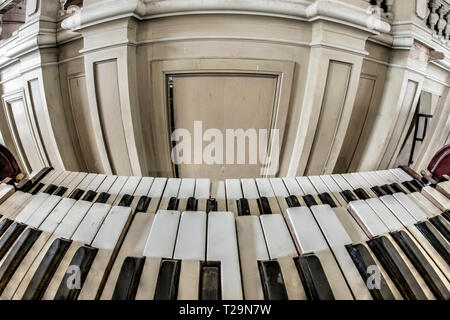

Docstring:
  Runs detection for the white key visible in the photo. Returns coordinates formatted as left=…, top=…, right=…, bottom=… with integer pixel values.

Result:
left=51, top=171, right=71, bottom=186
left=376, top=171, right=397, bottom=184
left=225, top=179, right=242, bottom=199
left=120, top=176, right=141, bottom=195
left=367, top=171, right=385, bottom=186
left=148, top=178, right=167, bottom=198
left=54, top=200, right=93, bottom=239
left=255, top=179, right=276, bottom=197
left=358, top=172, right=377, bottom=188
left=71, top=203, right=112, bottom=244
left=379, top=195, right=417, bottom=226
left=194, top=179, right=210, bottom=199
left=391, top=168, right=412, bottom=182
left=96, top=175, right=118, bottom=193
left=365, top=198, right=403, bottom=232
left=27, top=195, right=62, bottom=228
left=207, top=212, right=243, bottom=300
left=87, top=174, right=107, bottom=191
left=283, top=177, right=304, bottom=196
left=311, top=205, right=352, bottom=247
left=422, top=186, right=450, bottom=210
left=352, top=173, right=371, bottom=188
left=269, top=178, right=289, bottom=197
left=286, top=206, right=329, bottom=253
left=162, top=178, right=182, bottom=198
left=260, top=214, right=297, bottom=259
left=241, top=179, right=259, bottom=199
left=173, top=211, right=206, bottom=260
left=342, top=173, right=361, bottom=189
left=77, top=173, right=97, bottom=190
left=320, top=175, right=342, bottom=192
left=310, top=205, right=372, bottom=300
left=308, top=176, right=329, bottom=194
left=409, top=192, right=440, bottom=216
left=296, top=176, right=317, bottom=195
left=108, top=176, right=129, bottom=195
left=348, top=200, right=390, bottom=237
left=143, top=210, right=181, bottom=258
left=0, top=185, right=14, bottom=203
left=393, top=192, right=428, bottom=221
left=39, top=198, right=77, bottom=233
left=178, top=178, right=196, bottom=199
left=91, top=206, right=132, bottom=249
left=134, top=177, right=154, bottom=197
left=331, top=174, right=352, bottom=190
left=211, top=181, right=226, bottom=199
left=15, top=193, right=51, bottom=223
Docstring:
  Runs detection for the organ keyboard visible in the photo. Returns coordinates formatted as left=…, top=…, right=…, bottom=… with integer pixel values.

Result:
left=0, top=167, right=448, bottom=300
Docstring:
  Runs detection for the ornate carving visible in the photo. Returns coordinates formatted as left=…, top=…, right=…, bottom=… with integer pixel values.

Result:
left=428, top=0, right=441, bottom=33
left=437, top=4, right=449, bottom=37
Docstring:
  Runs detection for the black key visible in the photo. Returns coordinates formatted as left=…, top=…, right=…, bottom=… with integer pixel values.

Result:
left=43, top=184, right=58, bottom=195
left=206, top=198, right=217, bottom=213
left=18, top=167, right=52, bottom=192
left=136, top=196, right=151, bottom=213
left=354, top=188, right=370, bottom=200
left=402, top=181, right=419, bottom=193
left=391, top=230, right=449, bottom=300
left=200, top=263, right=221, bottom=300
left=82, top=191, right=97, bottom=202
left=186, top=197, right=197, bottom=211
left=258, top=260, right=288, bottom=300
left=167, top=197, right=179, bottom=210
left=30, top=183, right=45, bottom=195
left=54, top=187, right=68, bottom=197
left=69, top=189, right=85, bottom=200
left=410, top=179, right=424, bottom=191
left=237, top=198, right=250, bottom=216
left=111, top=256, right=145, bottom=300
left=22, top=238, right=72, bottom=300
left=0, top=223, right=27, bottom=260
left=346, top=244, right=395, bottom=300
left=303, top=195, right=317, bottom=207
left=119, top=194, right=134, bottom=207
left=54, top=246, right=98, bottom=300
left=0, top=218, right=13, bottom=238
left=415, top=221, right=450, bottom=264
left=0, top=228, right=41, bottom=295
left=368, top=236, right=426, bottom=300
left=95, top=192, right=110, bottom=204
left=257, top=197, right=272, bottom=215
left=341, top=190, right=357, bottom=203
left=371, top=186, right=388, bottom=197
left=285, top=195, right=300, bottom=208
left=443, top=211, right=450, bottom=223
left=390, top=183, right=405, bottom=194
left=154, top=259, right=181, bottom=300
left=429, top=216, right=450, bottom=242
left=380, top=185, right=395, bottom=195
left=294, top=255, right=334, bottom=300
left=318, top=193, right=337, bottom=208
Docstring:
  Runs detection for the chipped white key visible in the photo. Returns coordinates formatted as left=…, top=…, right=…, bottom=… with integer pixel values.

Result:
left=365, top=198, right=403, bottom=232
left=53, top=200, right=93, bottom=239
left=173, top=211, right=206, bottom=260
left=39, top=198, right=77, bottom=233
left=393, top=192, right=428, bottom=221
left=379, top=195, right=417, bottom=226
left=27, top=195, right=62, bottom=228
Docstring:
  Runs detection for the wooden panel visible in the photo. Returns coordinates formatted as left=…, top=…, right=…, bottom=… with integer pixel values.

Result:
left=68, top=74, right=101, bottom=172
left=172, top=74, right=277, bottom=180
left=4, top=95, right=46, bottom=172
left=305, top=61, right=352, bottom=174
left=334, top=75, right=375, bottom=173
left=94, top=59, right=133, bottom=175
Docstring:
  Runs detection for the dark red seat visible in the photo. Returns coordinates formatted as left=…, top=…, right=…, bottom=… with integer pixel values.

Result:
left=0, top=144, right=20, bottom=181
left=427, top=144, right=450, bottom=179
